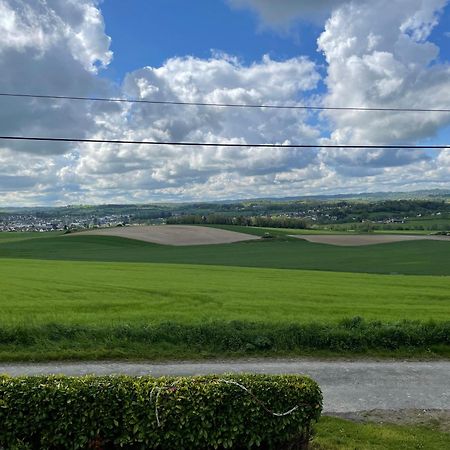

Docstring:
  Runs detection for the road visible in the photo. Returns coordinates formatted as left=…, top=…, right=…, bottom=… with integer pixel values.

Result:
left=1, top=359, right=449, bottom=413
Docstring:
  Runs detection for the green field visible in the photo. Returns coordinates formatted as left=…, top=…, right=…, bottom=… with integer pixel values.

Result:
left=1, top=231, right=449, bottom=275
left=0, top=257, right=449, bottom=360
left=2, top=258, right=449, bottom=326
left=0, top=229, right=449, bottom=360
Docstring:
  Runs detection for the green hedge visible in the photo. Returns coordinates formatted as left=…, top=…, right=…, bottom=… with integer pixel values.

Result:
left=0, top=318, right=448, bottom=360
left=0, top=374, right=322, bottom=449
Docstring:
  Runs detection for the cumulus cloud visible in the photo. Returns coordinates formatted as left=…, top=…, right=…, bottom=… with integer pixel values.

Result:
left=0, top=0, right=118, bottom=202
left=0, top=0, right=449, bottom=204
left=67, top=54, right=321, bottom=197
left=0, top=0, right=116, bottom=153
left=317, top=0, right=450, bottom=174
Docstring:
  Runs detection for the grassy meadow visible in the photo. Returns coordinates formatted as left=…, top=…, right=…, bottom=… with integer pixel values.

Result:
left=0, top=229, right=449, bottom=360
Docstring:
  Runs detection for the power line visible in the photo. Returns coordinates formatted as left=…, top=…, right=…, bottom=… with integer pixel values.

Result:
left=1, top=92, right=449, bottom=113
left=0, top=135, right=448, bottom=149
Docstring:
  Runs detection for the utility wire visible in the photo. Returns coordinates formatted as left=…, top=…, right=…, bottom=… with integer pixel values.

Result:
left=1, top=92, right=449, bottom=113
left=0, top=135, right=447, bottom=149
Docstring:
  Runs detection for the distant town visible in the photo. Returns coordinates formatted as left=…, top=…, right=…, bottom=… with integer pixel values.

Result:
left=1, top=192, right=449, bottom=233
left=0, top=214, right=131, bottom=233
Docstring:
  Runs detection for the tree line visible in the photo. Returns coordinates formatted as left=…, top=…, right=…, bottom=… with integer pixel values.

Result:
left=166, top=214, right=308, bottom=229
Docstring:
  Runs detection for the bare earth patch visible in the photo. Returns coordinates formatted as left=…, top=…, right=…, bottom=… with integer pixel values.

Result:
left=290, top=234, right=450, bottom=246
left=71, top=225, right=259, bottom=246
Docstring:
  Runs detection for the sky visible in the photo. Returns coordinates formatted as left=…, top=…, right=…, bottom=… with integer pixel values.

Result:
left=0, top=0, right=450, bottom=205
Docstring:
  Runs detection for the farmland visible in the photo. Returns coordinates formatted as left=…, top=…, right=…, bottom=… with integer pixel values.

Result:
left=2, top=259, right=449, bottom=326
left=72, top=225, right=259, bottom=245
left=0, top=230, right=449, bottom=275
left=0, top=227, right=449, bottom=360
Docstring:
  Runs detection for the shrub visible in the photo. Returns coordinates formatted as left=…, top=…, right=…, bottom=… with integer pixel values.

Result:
left=0, top=374, right=322, bottom=450
left=0, top=319, right=448, bottom=359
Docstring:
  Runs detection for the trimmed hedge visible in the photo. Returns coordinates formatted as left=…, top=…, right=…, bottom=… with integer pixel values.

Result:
left=0, top=374, right=322, bottom=450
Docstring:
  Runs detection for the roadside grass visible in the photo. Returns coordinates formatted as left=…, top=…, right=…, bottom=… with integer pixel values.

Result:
left=1, top=232, right=450, bottom=275
left=312, top=416, right=450, bottom=449
left=0, top=320, right=448, bottom=361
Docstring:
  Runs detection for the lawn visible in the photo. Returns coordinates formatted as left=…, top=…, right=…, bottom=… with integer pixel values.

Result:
left=312, top=416, right=450, bottom=449
left=0, top=232, right=450, bottom=275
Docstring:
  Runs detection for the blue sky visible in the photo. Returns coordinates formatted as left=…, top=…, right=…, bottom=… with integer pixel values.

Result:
left=100, top=0, right=450, bottom=162
left=0, top=0, right=449, bottom=205
left=100, top=0, right=325, bottom=83
left=100, top=0, right=450, bottom=154
left=99, top=0, right=450, bottom=93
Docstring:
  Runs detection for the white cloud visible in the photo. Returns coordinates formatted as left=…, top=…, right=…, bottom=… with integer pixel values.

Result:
left=66, top=54, right=321, bottom=198
left=0, top=0, right=111, bottom=71
left=317, top=0, right=450, bottom=174
left=0, top=0, right=115, bottom=149
left=0, top=0, right=449, bottom=205
left=0, top=0, right=117, bottom=202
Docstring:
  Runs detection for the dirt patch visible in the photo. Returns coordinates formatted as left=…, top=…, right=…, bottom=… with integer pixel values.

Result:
left=329, top=409, right=450, bottom=433
left=70, top=225, right=259, bottom=246
left=290, top=234, right=450, bottom=246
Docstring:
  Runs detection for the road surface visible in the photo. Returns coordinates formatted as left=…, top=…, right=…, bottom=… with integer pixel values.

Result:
left=1, top=359, right=449, bottom=413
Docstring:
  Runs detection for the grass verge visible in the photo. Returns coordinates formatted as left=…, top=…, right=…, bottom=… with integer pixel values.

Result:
left=312, top=416, right=450, bottom=449
left=0, top=319, right=448, bottom=361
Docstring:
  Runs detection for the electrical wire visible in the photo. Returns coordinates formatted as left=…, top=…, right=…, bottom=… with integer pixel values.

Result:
left=1, top=92, right=449, bottom=113
left=0, top=135, right=447, bottom=149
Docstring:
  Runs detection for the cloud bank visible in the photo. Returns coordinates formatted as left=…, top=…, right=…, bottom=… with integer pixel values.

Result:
left=0, top=0, right=449, bottom=205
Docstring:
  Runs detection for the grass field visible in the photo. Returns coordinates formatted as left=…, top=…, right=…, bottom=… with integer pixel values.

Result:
left=0, top=257, right=449, bottom=360
left=0, top=229, right=448, bottom=360
left=205, top=223, right=450, bottom=236
left=312, top=416, right=450, bottom=449
left=2, top=259, right=449, bottom=325
left=1, top=231, right=449, bottom=275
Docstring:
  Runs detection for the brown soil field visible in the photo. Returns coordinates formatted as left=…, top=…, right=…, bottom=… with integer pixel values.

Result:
left=72, top=225, right=259, bottom=246
left=290, top=234, right=450, bottom=246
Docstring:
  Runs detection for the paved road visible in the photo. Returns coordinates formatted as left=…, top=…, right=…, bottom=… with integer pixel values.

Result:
left=1, top=360, right=449, bottom=413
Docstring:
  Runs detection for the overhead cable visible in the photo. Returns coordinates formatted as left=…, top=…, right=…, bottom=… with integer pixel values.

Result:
left=1, top=92, right=449, bottom=113
left=0, top=135, right=447, bottom=149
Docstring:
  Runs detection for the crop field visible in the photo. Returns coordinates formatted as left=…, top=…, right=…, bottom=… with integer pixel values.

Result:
left=73, top=225, right=259, bottom=245
left=0, top=227, right=449, bottom=360
left=291, top=234, right=450, bottom=246
left=2, top=258, right=449, bottom=326
left=76, top=224, right=450, bottom=246
left=1, top=230, right=450, bottom=275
